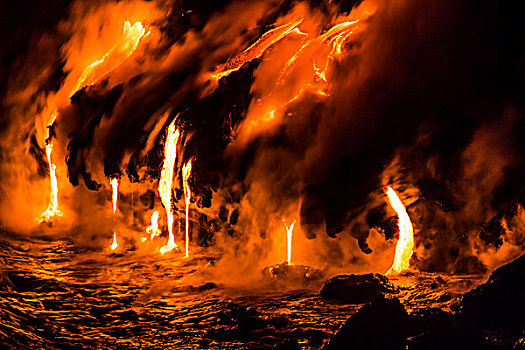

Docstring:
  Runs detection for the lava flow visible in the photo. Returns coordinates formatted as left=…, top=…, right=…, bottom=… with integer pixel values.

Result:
left=37, top=21, right=147, bottom=224
left=182, top=159, right=193, bottom=258
left=147, top=211, right=161, bottom=240
left=72, top=21, right=147, bottom=94
left=283, top=219, right=296, bottom=265
left=211, top=19, right=304, bottom=81
left=110, top=178, right=119, bottom=251
left=159, top=119, right=181, bottom=254
left=385, top=186, right=415, bottom=275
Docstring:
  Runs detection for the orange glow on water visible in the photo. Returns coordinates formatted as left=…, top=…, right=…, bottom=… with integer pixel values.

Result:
left=385, top=186, right=415, bottom=275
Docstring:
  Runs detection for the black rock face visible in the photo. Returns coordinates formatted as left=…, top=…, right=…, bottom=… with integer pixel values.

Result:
left=320, top=273, right=397, bottom=304
left=323, top=297, right=408, bottom=350
left=459, top=253, right=525, bottom=328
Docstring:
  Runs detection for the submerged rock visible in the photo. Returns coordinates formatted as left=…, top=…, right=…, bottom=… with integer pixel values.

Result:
left=322, top=297, right=408, bottom=350
left=459, top=253, right=525, bottom=328
left=408, top=308, right=486, bottom=349
left=261, top=262, right=324, bottom=285
left=320, top=273, right=396, bottom=304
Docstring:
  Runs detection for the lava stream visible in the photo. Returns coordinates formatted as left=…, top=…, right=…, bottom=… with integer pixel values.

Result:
left=147, top=211, right=161, bottom=240
left=73, top=21, right=147, bottom=95
left=159, top=119, right=180, bottom=254
left=182, top=159, right=193, bottom=258
left=37, top=141, right=63, bottom=223
left=110, top=178, right=119, bottom=251
left=211, top=19, right=304, bottom=81
left=385, top=186, right=414, bottom=275
left=110, top=232, right=118, bottom=251
left=283, top=219, right=296, bottom=265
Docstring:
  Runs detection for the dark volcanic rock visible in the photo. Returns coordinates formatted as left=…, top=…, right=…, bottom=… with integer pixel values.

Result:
left=322, top=297, right=408, bottom=350
left=261, top=263, right=324, bottom=285
left=459, top=253, right=525, bottom=328
left=408, top=308, right=487, bottom=350
left=320, top=273, right=396, bottom=304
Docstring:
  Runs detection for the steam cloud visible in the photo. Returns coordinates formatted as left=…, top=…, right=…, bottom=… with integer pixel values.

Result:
left=0, top=0, right=523, bottom=275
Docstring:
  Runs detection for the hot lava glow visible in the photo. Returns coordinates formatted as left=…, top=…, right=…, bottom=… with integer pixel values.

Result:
left=37, top=142, right=63, bottom=223
left=37, top=20, right=147, bottom=224
left=182, top=159, right=193, bottom=258
left=110, top=178, right=119, bottom=215
left=234, top=16, right=368, bottom=142
left=73, top=21, right=147, bottom=95
left=110, top=178, right=119, bottom=251
left=111, top=232, right=118, bottom=251
left=211, top=19, right=304, bottom=81
left=283, top=219, right=296, bottom=265
left=385, top=186, right=415, bottom=275
left=159, top=119, right=181, bottom=254
left=147, top=211, right=161, bottom=240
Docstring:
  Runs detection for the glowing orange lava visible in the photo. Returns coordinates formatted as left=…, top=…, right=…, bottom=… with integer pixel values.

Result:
left=211, top=19, right=304, bottom=81
left=110, top=231, right=118, bottom=251
left=147, top=211, right=161, bottom=240
left=283, top=219, right=296, bottom=265
left=37, top=141, right=63, bottom=223
left=385, top=186, right=414, bottom=275
left=110, top=178, right=119, bottom=214
left=182, top=159, right=193, bottom=258
left=73, top=21, right=147, bottom=95
left=38, top=21, right=147, bottom=224
left=159, top=119, right=180, bottom=254
left=109, top=178, right=119, bottom=250
left=36, top=114, right=62, bottom=223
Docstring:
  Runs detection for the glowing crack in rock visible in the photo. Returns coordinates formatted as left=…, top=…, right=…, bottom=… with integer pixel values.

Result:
left=385, top=186, right=414, bottom=275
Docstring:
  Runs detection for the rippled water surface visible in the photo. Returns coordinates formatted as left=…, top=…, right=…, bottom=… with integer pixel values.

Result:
left=0, top=230, right=484, bottom=349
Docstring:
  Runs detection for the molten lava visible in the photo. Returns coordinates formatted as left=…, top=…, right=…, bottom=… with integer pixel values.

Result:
left=38, top=21, right=147, bottom=224
left=235, top=18, right=367, bottom=142
left=385, top=186, right=415, bottom=275
left=37, top=114, right=62, bottom=223
left=211, top=19, right=304, bottom=81
left=111, top=232, right=118, bottom=251
left=182, top=159, right=193, bottom=258
left=147, top=211, right=161, bottom=240
left=73, top=21, right=147, bottom=95
left=159, top=119, right=181, bottom=254
left=110, top=178, right=119, bottom=251
left=283, top=219, right=296, bottom=265
left=37, top=142, right=63, bottom=223
left=110, top=178, right=119, bottom=215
